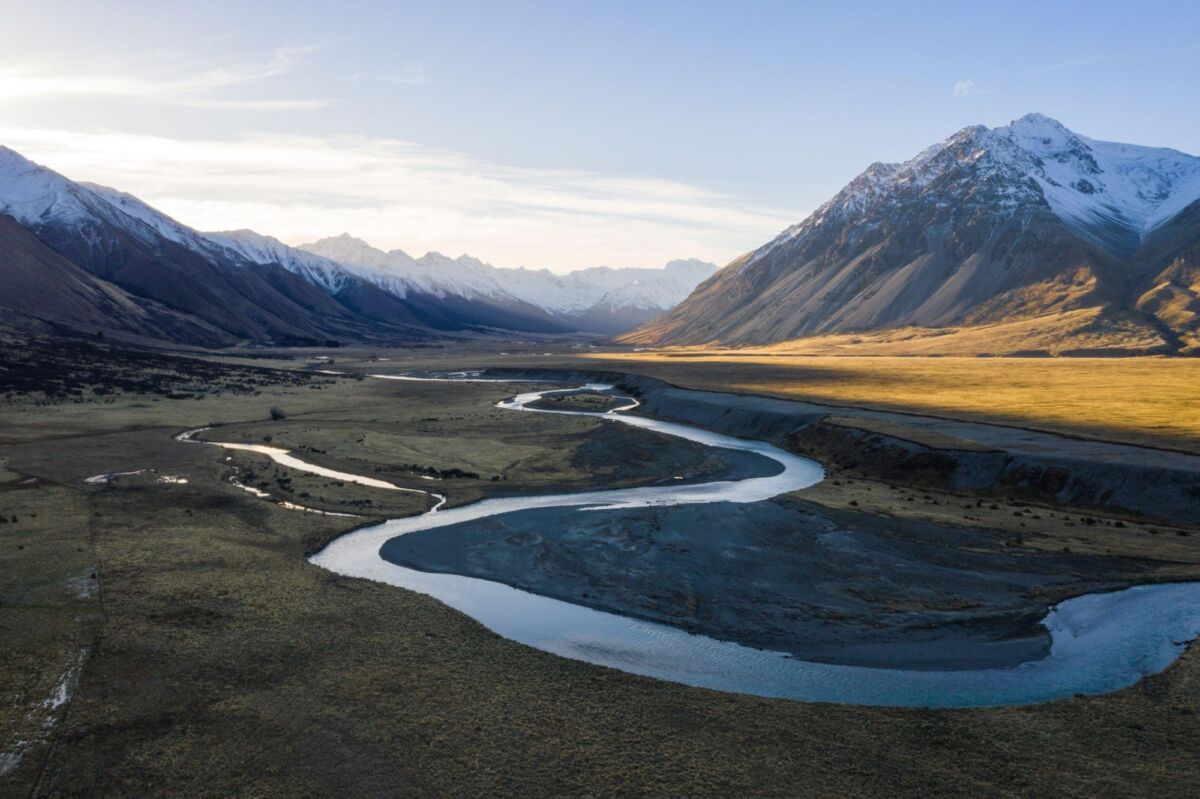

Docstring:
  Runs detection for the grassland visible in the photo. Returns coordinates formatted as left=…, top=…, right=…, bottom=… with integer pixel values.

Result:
left=586, top=351, right=1200, bottom=453
left=2, top=338, right=1199, bottom=797
left=619, top=308, right=1172, bottom=357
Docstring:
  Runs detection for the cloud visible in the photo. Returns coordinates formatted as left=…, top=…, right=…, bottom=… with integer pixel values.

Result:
left=178, top=98, right=330, bottom=111
left=1026, top=55, right=1116, bottom=75
left=953, top=79, right=977, bottom=99
left=378, top=66, right=428, bottom=85
left=0, top=43, right=328, bottom=111
left=0, top=124, right=801, bottom=271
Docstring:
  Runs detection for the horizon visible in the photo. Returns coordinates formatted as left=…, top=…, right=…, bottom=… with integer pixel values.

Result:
left=3, top=0, right=1198, bottom=272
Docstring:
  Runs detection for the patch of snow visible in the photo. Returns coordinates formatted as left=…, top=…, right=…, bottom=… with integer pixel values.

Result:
left=997, top=113, right=1200, bottom=235
left=206, top=229, right=353, bottom=293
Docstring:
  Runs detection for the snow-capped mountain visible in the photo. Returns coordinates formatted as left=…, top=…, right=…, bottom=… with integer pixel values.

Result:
left=759, top=113, right=1200, bottom=262
left=0, top=143, right=710, bottom=343
left=624, top=114, right=1200, bottom=353
left=300, top=234, right=510, bottom=301
left=201, top=229, right=353, bottom=294
left=500, top=259, right=718, bottom=314
left=0, top=145, right=232, bottom=271
left=302, top=234, right=717, bottom=333
left=0, top=146, right=442, bottom=344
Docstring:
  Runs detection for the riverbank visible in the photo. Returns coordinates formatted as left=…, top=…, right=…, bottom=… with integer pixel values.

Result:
left=3, top=340, right=1199, bottom=796
left=381, top=495, right=1141, bottom=670
left=363, top=378, right=1197, bottom=703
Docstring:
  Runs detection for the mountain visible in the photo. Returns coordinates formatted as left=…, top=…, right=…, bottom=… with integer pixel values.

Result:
left=297, top=234, right=572, bottom=333
left=0, top=144, right=717, bottom=344
left=0, top=212, right=228, bottom=344
left=498, top=259, right=720, bottom=334
left=0, top=146, right=433, bottom=346
left=205, top=229, right=493, bottom=332
left=302, top=234, right=717, bottom=334
left=622, top=114, right=1200, bottom=354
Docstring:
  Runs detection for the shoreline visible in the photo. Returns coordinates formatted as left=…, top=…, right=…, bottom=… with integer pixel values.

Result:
left=308, top=372, right=1200, bottom=705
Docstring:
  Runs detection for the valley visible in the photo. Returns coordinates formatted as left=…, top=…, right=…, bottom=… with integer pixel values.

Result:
left=2, top=339, right=1199, bottom=796
left=1, top=21, right=1199, bottom=792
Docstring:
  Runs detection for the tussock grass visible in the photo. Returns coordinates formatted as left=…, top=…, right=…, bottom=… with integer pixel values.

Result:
left=590, top=353, right=1200, bottom=452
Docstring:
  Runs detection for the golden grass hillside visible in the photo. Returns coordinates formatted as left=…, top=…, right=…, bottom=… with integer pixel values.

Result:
left=622, top=309, right=1170, bottom=357
left=585, top=352, right=1200, bottom=453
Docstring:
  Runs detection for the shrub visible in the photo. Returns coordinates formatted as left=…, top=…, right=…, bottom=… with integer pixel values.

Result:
left=270, top=406, right=286, bottom=421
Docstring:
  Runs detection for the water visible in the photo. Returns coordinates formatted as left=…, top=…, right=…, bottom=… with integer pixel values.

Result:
left=304, top=376, right=1200, bottom=707
left=177, top=426, right=445, bottom=511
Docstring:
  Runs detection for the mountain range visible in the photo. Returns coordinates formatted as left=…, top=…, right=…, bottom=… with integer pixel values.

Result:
left=298, top=234, right=717, bottom=335
left=0, top=145, right=715, bottom=346
left=623, top=114, right=1200, bottom=355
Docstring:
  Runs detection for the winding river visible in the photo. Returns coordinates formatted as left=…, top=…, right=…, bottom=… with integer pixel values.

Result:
left=221, top=373, right=1198, bottom=707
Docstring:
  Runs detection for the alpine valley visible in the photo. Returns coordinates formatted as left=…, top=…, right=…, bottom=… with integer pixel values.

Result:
left=0, top=145, right=716, bottom=346
left=623, top=114, right=1200, bottom=355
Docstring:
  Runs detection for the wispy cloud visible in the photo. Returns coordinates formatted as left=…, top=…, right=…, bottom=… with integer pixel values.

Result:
left=953, top=79, right=978, bottom=99
left=0, top=125, right=800, bottom=271
left=177, top=98, right=330, bottom=111
left=0, top=43, right=329, bottom=110
left=1026, top=55, right=1117, bottom=75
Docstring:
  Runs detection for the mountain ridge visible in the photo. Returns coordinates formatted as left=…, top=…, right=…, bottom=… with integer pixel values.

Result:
left=0, top=145, right=714, bottom=343
left=300, top=234, right=717, bottom=334
left=621, top=114, right=1200, bottom=354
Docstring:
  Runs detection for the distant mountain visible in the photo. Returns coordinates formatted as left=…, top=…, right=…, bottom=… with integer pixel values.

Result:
left=623, top=114, right=1200, bottom=354
left=301, top=234, right=718, bottom=334
left=293, top=234, right=572, bottom=333
left=206, top=229, right=567, bottom=333
left=0, top=145, right=714, bottom=345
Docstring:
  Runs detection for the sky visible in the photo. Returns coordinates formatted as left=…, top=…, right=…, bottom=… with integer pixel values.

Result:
left=2, top=0, right=1198, bottom=271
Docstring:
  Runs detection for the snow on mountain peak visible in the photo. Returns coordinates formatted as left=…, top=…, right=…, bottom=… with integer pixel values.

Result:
left=0, top=141, right=722, bottom=335
left=987, top=115, right=1200, bottom=237
left=206, top=229, right=351, bottom=293
left=758, top=114, right=1200, bottom=261
left=0, top=147, right=96, bottom=228
left=299, top=234, right=717, bottom=314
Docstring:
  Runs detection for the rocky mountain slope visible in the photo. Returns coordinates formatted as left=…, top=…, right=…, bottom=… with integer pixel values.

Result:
left=0, top=145, right=714, bottom=344
left=0, top=146, right=435, bottom=345
left=0, top=213, right=228, bottom=345
left=209, top=229, right=570, bottom=334
left=622, top=114, right=1200, bottom=354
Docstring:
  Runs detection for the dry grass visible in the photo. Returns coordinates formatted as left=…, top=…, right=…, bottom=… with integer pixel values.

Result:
left=623, top=308, right=1176, bottom=356
left=586, top=352, right=1200, bottom=452
left=3, top=345, right=1200, bottom=796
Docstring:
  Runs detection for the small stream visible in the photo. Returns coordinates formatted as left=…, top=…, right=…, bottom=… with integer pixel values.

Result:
left=274, top=374, right=1196, bottom=707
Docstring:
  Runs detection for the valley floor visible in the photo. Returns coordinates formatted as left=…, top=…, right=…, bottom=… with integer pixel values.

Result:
left=584, top=350, right=1200, bottom=454
left=2, top=337, right=1198, bottom=797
